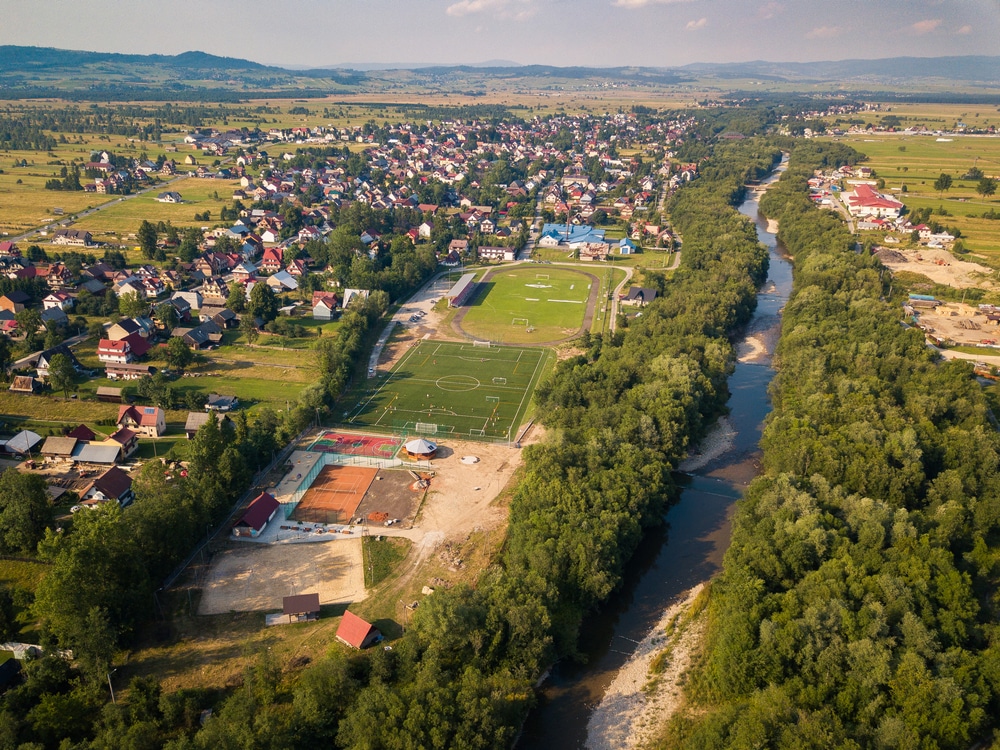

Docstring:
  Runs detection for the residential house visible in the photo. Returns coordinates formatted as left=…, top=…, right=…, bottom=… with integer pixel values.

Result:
left=478, top=246, right=516, bottom=262
left=259, top=247, right=284, bottom=274
left=155, top=191, right=183, bottom=203
left=312, top=291, right=339, bottom=320
left=205, top=393, right=239, bottom=412
left=42, top=292, right=74, bottom=311
left=80, top=466, right=135, bottom=508
left=173, top=319, right=223, bottom=349
left=117, top=405, right=166, bottom=438
left=0, top=291, right=29, bottom=314
left=39, top=307, right=68, bottom=326
left=621, top=286, right=658, bottom=307
left=97, top=339, right=131, bottom=365
left=108, top=427, right=138, bottom=458
left=232, top=262, right=257, bottom=283
left=52, top=229, right=93, bottom=246
left=266, top=270, right=298, bottom=292
left=36, top=346, right=82, bottom=381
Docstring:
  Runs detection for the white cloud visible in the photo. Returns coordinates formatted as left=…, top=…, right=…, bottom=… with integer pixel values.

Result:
left=806, top=25, right=841, bottom=40
left=956, top=24, right=972, bottom=34
left=446, top=0, right=539, bottom=19
left=910, top=18, right=942, bottom=34
left=685, top=17, right=708, bottom=30
left=757, top=2, right=782, bottom=20
left=613, top=0, right=695, bottom=8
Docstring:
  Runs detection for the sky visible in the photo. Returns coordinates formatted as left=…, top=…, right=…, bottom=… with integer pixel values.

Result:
left=0, top=0, right=998, bottom=69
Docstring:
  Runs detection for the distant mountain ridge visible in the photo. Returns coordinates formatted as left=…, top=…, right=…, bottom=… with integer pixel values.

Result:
left=0, top=46, right=999, bottom=95
left=0, top=46, right=274, bottom=73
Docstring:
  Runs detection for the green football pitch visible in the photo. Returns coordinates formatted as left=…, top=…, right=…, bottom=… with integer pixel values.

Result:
left=459, top=266, right=596, bottom=344
left=344, top=341, right=550, bottom=441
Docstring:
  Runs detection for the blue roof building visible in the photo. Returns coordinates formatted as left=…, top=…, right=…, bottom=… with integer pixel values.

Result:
left=538, top=224, right=606, bottom=247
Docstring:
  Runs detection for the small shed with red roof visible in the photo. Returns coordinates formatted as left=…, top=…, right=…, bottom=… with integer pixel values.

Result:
left=336, top=610, right=381, bottom=649
left=232, top=492, right=279, bottom=538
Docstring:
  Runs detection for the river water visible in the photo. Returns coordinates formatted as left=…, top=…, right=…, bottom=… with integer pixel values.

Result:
left=516, top=160, right=792, bottom=749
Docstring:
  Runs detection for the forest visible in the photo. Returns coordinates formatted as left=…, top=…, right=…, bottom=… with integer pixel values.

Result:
left=659, top=142, right=1000, bottom=748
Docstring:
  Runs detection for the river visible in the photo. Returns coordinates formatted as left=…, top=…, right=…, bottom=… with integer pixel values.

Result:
left=516, top=158, right=792, bottom=749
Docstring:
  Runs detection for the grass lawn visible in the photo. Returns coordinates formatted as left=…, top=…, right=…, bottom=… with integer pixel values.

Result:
left=345, top=340, right=550, bottom=441
left=460, top=265, right=595, bottom=343
left=362, top=536, right=411, bottom=588
left=0, top=557, right=50, bottom=594
left=70, top=176, right=242, bottom=240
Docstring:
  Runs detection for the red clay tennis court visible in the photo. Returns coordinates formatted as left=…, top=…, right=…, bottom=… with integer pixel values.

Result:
left=308, top=431, right=402, bottom=458
left=290, top=465, right=378, bottom=524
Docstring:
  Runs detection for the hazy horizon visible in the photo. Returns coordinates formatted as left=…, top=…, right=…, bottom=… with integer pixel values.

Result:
left=1, top=0, right=997, bottom=69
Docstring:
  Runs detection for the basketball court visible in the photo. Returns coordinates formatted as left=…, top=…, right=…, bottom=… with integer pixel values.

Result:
left=289, top=464, right=378, bottom=524
left=307, top=431, right=402, bottom=458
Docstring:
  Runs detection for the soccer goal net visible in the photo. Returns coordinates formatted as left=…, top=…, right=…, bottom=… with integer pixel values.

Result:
left=470, top=428, right=486, bottom=437
left=511, top=318, right=529, bottom=326
left=472, top=340, right=493, bottom=348
left=491, top=377, right=506, bottom=386
left=536, top=273, right=550, bottom=280
left=415, top=422, right=438, bottom=434
left=486, top=394, right=501, bottom=402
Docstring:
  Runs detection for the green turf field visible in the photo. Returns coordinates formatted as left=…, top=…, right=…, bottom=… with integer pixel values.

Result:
left=459, top=266, right=595, bottom=343
left=345, top=340, right=550, bottom=441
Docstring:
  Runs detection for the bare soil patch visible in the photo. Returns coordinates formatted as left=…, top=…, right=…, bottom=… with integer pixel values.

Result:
left=878, top=244, right=998, bottom=290
left=198, top=541, right=364, bottom=615
left=355, top=468, right=426, bottom=526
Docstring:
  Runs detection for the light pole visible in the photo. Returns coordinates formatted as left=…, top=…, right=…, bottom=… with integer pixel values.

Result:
left=107, top=668, right=118, bottom=704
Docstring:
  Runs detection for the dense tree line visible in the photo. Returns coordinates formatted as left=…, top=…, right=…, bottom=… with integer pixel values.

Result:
left=661, top=142, right=1000, bottom=748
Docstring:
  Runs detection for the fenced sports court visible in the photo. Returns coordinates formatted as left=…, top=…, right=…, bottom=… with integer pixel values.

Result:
left=343, top=340, right=550, bottom=442
left=307, top=431, right=402, bottom=458
left=288, top=464, right=378, bottom=525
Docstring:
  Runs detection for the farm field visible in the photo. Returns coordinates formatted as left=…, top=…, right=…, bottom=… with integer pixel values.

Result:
left=345, top=340, right=550, bottom=442
left=458, top=265, right=596, bottom=344
left=822, top=133, right=1000, bottom=260
left=70, top=176, right=242, bottom=240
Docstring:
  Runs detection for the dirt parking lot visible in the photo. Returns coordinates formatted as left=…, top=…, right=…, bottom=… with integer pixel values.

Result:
left=198, top=540, right=364, bottom=615
left=355, top=468, right=426, bottom=526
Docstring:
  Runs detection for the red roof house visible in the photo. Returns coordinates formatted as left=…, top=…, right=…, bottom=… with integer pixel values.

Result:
left=67, top=424, right=97, bottom=442
left=336, top=610, right=381, bottom=649
left=117, top=405, right=166, bottom=438
left=232, top=492, right=279, bottom=538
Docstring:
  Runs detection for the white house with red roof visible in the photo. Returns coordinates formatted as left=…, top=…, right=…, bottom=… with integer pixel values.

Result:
left=117, top=405, right=166, bottom=438
left=843, top=183, right=904, bottom=219
left=42, top=292, right=74, bottom=311
left=259, top=247, right=284, bottom=274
